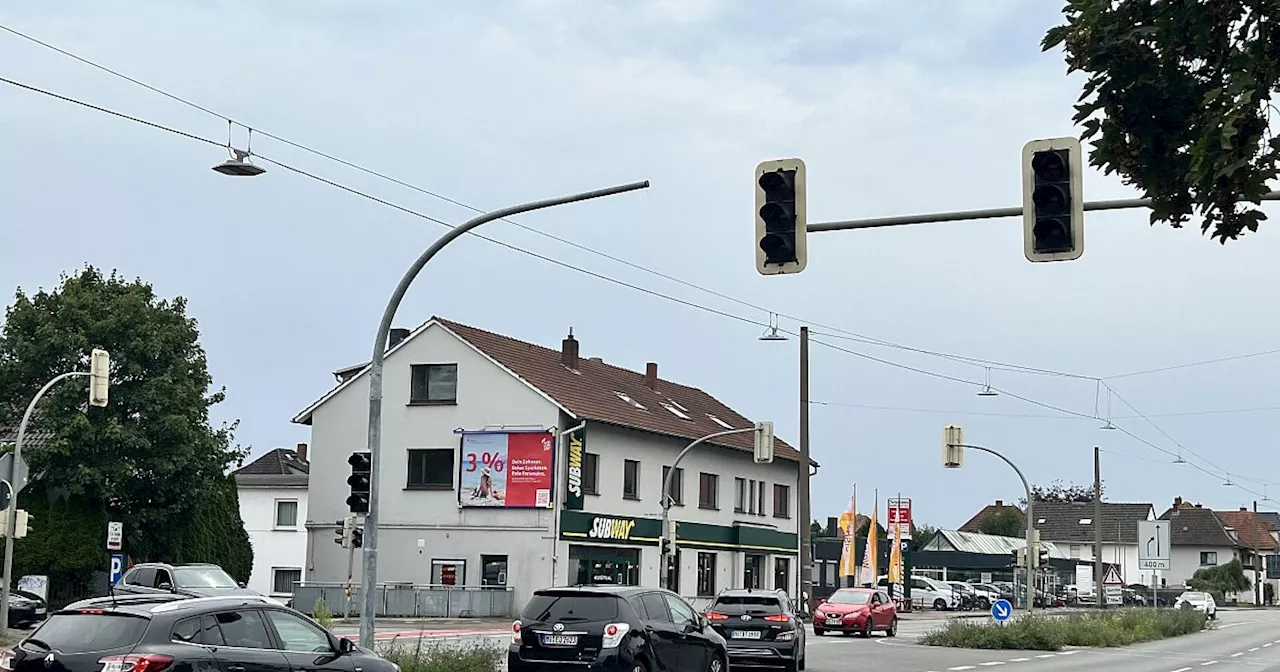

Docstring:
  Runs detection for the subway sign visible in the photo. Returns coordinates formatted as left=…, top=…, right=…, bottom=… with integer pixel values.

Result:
left=559, top=511, right=661, bottom=546
left=589, top=516, right=637, bottom=541
left=564, top=426, right=586, bottom=511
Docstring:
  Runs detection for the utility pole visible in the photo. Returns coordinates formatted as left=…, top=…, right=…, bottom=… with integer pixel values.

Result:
left=1255, top=500, right=1263, bottom=606
left=1094, top=446, right=1104, bottom=608
left=799, top=326, right=813, bottom=613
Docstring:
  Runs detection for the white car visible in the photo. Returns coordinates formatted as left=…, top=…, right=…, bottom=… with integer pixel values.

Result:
left=1174, top=591, right=1217, bottom=619
left=876, top=575, right=961, bottom=611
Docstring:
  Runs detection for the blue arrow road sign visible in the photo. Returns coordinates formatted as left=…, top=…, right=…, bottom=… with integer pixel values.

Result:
left=991, top=598, right=1012, bottom=622
left=110, top=554, right=125, bottom=586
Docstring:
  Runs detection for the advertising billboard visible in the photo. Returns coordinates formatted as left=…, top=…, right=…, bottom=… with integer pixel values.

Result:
left=887, top=497, right=912, bottom=540
left=564, top=425, right=586, bottom=511
left=458, top=430, right=554, bottom=508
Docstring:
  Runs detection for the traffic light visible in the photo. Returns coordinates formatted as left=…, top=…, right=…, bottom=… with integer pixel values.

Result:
left=351, top=526, right=363, bottom=549
left=89, top=348, right=110, bottom=408
left=333, top=517, right=353, bottom=548
left=1022, top=137, right=1084, bottom=262
left=754, top=158, right=807, bottom=275
left=14, top=510, right=30, bottom=539
left=1038, top=545, right=1050, bottom=569
left=1011, top=550, right=1020, bottom=568
left=347, top=452, right=371, bottom=514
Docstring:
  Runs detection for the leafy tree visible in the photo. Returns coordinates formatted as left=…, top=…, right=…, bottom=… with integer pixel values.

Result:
left=811, top=520, right=828, bottom=538
left=1043, top=1, right=1280, bottom=242
left=1021, top=480, right=1103, bottom=505
left=0, top=266, right=250, bottom=584
left=1188, top=558, right=1252, bottom=602
left=857, top=517, right=887, bottom=539
left=978, top=507, right=1025, bottom=538
left=910, top=523, right=939, bottom=551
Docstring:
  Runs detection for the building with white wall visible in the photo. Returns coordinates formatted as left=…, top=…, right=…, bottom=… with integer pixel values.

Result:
left=232, top=445, right=310, bottom=599
left=1029, top=500, right=1155, bottom=589
left=291, top=317, right=812, bottom=614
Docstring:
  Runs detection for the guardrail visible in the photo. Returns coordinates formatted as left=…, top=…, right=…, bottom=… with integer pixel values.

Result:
left=293, top=582, right=514, bottom=618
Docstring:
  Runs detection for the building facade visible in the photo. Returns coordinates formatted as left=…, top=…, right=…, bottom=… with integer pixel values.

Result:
left=292, top=317, right=808, bottom=614
left=232, top=445, right=310, bottom=599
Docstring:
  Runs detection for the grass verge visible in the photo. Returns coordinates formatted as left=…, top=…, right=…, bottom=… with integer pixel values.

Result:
left=379, top=637, right=504, bottom=672
left=919, top=609, right=1208, bottom=651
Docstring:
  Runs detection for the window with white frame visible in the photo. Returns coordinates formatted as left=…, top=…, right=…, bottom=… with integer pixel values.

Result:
left=275, top=500, right=299, bottom=528
left=272, top=567, right=303, bottom=594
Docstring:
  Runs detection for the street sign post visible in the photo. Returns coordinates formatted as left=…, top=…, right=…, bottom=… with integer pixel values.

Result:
left=109, top=554, right=125, bottom=586
left=1103, top=565, right=1124, bottom=606
left=0, top=454, right=30, bottom=495
left=887, top=497, right=913, bottom=540
left=106, top=521, right=123, bottom=551
left=1137, top=520, right=1171, bottom=571
left=991, top=598, right=1012, bottom=623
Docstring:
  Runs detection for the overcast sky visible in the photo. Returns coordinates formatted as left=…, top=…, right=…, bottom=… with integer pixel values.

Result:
left=3, top=1, right=1278, bottom=530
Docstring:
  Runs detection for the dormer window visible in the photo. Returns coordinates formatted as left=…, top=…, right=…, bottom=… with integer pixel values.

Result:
left=615, top=391, right=647, bottom=410
left=660, top=401, right=692, bottom=421
left=707, top=414, right=733, bottom=429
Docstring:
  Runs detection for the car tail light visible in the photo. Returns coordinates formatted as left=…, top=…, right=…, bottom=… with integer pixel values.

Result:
left=98, top=655, right=174, bottom=672
left=78, top=609, right=105, bottom=614
left=775, top=631, right=795, bottom=641
left=705, top=612, right=729, bottom=621
left=764, top=614, right=790, bottom=622
left=511, top=621, right=522, bottom=645
left=601, top=623, right=631, bottom=649
left=1, top=651, right=14, bottom=671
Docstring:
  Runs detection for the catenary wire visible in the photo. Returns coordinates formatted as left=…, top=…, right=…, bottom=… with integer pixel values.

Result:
left=808, top=400, right=1280, bottom=420
left=3, top=72, right=1274, bottom=498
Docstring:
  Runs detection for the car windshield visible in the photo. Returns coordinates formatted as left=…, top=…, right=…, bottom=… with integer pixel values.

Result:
left=1182, top=592, right=1207, bottom=603
left=522, top=593, right=618, bottom=623
left=826, top=591, right=871, bottom=605
left=712, top=595, right=783, bottom=614
left=172, top=567, right=239, bottom=589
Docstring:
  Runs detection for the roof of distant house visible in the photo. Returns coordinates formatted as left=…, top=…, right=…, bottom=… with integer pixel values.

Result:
left=958, top=499, right=1025, bottom=533
left=1030, top=501, right=1155, bottom=544
left=232, top=446, right=309, bottom=488
left=293, top=317, right=809, bottom=465
left=1215, top=509, right=1278, bottom=551
left=1159, top=500, right=1239, bottom=548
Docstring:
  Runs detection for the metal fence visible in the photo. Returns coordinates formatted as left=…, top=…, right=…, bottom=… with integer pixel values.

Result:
left=292, top=582, right=515, bottom=619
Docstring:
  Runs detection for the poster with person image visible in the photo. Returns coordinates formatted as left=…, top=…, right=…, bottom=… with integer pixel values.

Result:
left=458, top=430, right=554, bottom=508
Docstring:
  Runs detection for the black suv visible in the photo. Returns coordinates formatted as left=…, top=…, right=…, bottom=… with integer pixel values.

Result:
left=704, top=589, right=806, bottom=671
left=509, top=585, right=728, bottom=672
left=114, top=563, right=279, bottom=603
left=0, top=594, right=397, bottom=672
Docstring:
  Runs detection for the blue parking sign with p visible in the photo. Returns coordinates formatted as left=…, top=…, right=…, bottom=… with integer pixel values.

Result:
left=110, top=554, right=125, bottom=586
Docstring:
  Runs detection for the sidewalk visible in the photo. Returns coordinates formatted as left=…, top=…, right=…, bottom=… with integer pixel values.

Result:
left=328, top=617, right=512, bottom=640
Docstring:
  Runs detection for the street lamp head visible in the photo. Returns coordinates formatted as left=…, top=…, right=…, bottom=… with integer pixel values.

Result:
left=759, top=325, right=788, bottom=341
left=213, top=148, right=266, bottom=177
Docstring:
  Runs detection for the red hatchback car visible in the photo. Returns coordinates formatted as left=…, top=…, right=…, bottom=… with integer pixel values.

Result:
left=812, top=588, right=898, bottom=637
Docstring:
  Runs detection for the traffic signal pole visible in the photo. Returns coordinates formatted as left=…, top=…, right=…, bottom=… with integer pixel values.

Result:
left=358, top=180, right=649, bottom=648
left=805, top=191, right=1280, bottom=233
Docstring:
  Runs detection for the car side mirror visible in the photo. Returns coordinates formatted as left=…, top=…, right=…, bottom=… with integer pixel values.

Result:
left=338, top=637, right=356, bottom=653
left=238, top=582, right=247, bottom=589
left=159, top=582, right=173, bottom=592
left=683, top=619, right=699, bottom=634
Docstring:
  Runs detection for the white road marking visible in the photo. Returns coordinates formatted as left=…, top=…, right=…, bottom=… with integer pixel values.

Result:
left=1201, top=662, right=1218, bottom=666
left=1250, top=648, right=1260, bottom=652
left=1034, top=654, right=1055, bottom=659
left=947, top=667, right=976, bottom=671
left=1058, top=650, right=1080, bottom=655
left=1265, top=642, right=1273, bottom=648
left=1008, top=658, right=1030, bottom=662
left=1170, top=668, right=1192, bottom=672
left=1230, top=652, right=1244, bottom=657
left=979, top=663, right=1005, bottom=667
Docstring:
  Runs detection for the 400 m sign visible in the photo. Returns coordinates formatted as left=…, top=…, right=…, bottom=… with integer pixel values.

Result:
left=564, top=425, right=586, bottom=511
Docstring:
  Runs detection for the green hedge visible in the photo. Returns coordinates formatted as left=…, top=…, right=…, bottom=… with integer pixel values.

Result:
left=379, top=639, right=503, bottom=672
left=920, top=609, right=1208, bottom=650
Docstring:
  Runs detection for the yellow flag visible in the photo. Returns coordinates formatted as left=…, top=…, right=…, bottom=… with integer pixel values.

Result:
left=837, top=488, right=858, bottom=578
left=887, top=519, right=903, bottom=584
left=859, top=507, right=878, bottom=584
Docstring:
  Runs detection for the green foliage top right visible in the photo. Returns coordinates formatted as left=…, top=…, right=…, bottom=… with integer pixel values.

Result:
left=1044, top=0, right=1280, bottom=242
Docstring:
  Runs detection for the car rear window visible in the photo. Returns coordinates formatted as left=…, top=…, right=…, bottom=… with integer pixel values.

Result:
left=28, top=613, right=149, bottom=653
left=711, top=595, right=783, bottom=614
left=522, top=593, right=619, bottom=623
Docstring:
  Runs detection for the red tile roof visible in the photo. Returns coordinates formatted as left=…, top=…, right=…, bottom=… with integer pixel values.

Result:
left=1215, top=510, right=1278, bottom=551
left=295, top=317, right=807, bottom=465
left=958, top=500, right=1025, bottom=533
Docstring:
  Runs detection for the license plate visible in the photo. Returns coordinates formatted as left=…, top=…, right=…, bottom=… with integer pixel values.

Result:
left=34, top=608, right=45, bottom=615
left=825, top=617, right=842, bottom=625
left=731, top=630, right=763, bottom=639
left=540, top=634, right=579, bottom=646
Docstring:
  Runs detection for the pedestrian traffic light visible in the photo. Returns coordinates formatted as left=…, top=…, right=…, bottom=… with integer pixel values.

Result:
left=754, top=158, right=807, bottom=276
left=333, top=517, right=354, bottom=548
left=347, top=452, right=371, bottom=514
left=1022, top=137, right=1084, bottom=262
left=351, top=526, right=363, bottom=549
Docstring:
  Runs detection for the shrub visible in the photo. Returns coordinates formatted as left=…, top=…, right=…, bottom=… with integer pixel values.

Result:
left=313, top=599, right=333, bottom=631
left=379, top=637, right=503, bottom=672
left=920, top=609, right=1208, bottom=651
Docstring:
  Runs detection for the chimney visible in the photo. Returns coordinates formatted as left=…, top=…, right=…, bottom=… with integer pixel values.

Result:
left=295, top=443, right=308, bottom=462
left=995, top=499, right=1004, bottom=507
left=1242, top=506, right=1249, bottom=512
left=644, top=362, right=658, bottom=390
left=562, top=328, right=579, bottom=368
left=1174, top=496, right=1183, bottom=509
left=827, top=517, right=838, bottom=537
left=388, top=327, right=411, bottom=350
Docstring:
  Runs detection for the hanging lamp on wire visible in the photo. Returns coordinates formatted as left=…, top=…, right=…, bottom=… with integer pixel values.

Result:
left=213, top=122, right=266, bottom=176
left=977, top=367, right=998, bottom=397
left=1099, top=386, right=1117, bottom=430
left=758, top=312, right=787, bottom=341
left=1223, top=474, right=1235, bottom=487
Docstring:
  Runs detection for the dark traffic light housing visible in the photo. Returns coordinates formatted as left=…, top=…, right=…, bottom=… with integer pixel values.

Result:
left=352, top=527, right=364, bottom=549
left=1022, top=137, right=1084, bottom=262
left=347, top=452, right=372, bottom=514
left=755, top=158, right=807, bottom=275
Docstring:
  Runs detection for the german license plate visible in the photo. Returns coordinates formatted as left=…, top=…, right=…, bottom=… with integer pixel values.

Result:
left=540, top=634, right=578, bottom=646
left=731, top=630, right=763, bottom=639
left=825, top=617, right=842, bottom=625
left=35, top=608, right=45, bottom=615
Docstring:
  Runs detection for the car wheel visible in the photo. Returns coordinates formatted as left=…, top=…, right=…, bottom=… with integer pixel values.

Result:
left=708, top=652, right=727, bottom=672
left=633, top=660, right=649, bottom=672
left=934, top=598, right=947, bottom=611
left=813, top=627, right=825, bottom=636
left=979, top=598, right=990, bottom=610
left=861, top=619, right=873, bottom=638
left=798, top=650, right=806, bottom=670
left=886, top=617, right=898, bottom=637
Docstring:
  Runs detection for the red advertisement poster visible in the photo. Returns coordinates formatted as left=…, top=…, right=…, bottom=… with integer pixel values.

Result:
left=504, top=432, right=554, bottom=507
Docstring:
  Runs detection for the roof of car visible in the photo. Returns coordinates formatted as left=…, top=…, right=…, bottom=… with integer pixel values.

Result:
left=831, top=587, right=877, bottom=593
left=538, top=584, right=659, bottom=597
left=61, top=594, right=280, bottom=617
left=716, top=588, right=786, bottom=597
left=130, top=562, right=221, bottom=569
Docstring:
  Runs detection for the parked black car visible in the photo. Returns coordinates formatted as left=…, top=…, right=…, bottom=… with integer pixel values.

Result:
left=6, top=591, right=48, bottom=629
left=703, top=588, right=807, bottom=671
left=509, top=585, right=728, bottom=672
left=113, top=563, right=282, bottom=604
left=0, top=594, right=396, bottom=672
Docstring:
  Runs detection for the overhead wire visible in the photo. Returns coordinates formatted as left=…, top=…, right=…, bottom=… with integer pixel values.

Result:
left=3, top=63, right=1275, bottom=500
